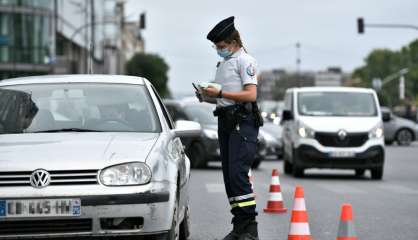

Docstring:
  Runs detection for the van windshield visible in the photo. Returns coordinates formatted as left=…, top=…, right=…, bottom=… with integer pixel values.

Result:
left=298, top=91, right=378, bottom=117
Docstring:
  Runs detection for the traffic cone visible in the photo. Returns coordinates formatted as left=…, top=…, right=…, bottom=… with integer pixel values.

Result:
left=264, top=169, right=287, bottom=213
left=336, top=204, right=357, bottom=240
left=288, top=185, right=311, bottom=240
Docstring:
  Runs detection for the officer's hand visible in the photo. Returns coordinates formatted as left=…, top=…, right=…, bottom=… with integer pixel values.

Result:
left=203, top=86, right=219, bottom=98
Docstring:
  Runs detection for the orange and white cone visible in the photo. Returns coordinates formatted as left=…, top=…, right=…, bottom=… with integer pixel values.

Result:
left=264, top=169, right=287, bottom=213
left=336, top=204, right=357, bottom=240
left=288, top=185, right=311, bottom=240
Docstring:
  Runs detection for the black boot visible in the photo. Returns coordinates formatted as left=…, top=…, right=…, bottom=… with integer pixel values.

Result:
left=237, top=220, right=259, bottom=240
left=222, top=218, right=249, bottom=240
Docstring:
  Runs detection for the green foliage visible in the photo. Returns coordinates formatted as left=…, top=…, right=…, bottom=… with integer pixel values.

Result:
left=125, top=53, right=171, bottom=98
left=352, top=39, right=418, bottom=106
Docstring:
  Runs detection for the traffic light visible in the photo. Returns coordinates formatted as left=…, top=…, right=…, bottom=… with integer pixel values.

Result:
left=357, top=18, right=364, bottom=34
left=139, top=13, right=146, bottom=29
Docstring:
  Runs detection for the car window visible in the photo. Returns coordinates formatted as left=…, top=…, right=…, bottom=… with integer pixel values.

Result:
left=150, top=86, right=174, bottom=129
left=0, top=83, right=161, bottom=134
left=165, top=104, right=188, bottom=121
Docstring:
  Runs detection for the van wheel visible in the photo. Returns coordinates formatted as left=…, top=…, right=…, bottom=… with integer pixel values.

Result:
left=355, top=169, right=365, bottom=177
left=291, top=150, right=304, bottom=178
left=284, top=158, right=293, bottom=174
left=371, top=166, right=383, bottom=180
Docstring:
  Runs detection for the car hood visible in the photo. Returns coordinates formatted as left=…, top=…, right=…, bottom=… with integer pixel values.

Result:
left=0, top=132, right=159, bottom=171
left=392, top=116, right=417, bottom=128
left=299, top=116, right=380, bottom=132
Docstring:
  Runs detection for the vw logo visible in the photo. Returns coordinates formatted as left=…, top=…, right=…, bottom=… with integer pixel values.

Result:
left=30, top=169, right=51, bottom=188
left=337, top=130, right=348, bottom=141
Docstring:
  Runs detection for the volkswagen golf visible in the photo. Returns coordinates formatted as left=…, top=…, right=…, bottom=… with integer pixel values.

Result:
left=0, top=75, right=200, bottom=239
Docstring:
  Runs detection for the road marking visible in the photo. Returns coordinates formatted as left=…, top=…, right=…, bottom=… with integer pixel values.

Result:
left=206, top=183, right=225, bottom=193
left=318, top=184, right=367, bottom=194
left=378, top=184, right=418, bottom=195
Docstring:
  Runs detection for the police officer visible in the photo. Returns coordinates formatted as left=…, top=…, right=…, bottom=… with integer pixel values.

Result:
left=198, top=16, right=261, bottom=240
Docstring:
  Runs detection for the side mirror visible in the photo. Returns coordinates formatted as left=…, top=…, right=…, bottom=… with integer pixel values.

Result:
left=382, top=111, right=391, bottom=122
left=173, top=120, right=202, bottom=137
left=281, top=110, right=293, bottom=122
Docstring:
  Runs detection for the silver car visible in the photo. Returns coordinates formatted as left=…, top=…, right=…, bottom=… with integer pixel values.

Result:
left=382, top=107, right=418, bottom=146
left=0, top=75, right=200, bottom=239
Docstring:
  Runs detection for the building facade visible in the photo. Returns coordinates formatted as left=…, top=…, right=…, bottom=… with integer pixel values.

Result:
left=0, top=0, right=128, bottom=80
left=0, top=0, right=54, bottom=79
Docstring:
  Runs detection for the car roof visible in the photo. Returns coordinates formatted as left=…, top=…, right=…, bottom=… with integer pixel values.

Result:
left=289, top=86, right=376, bottom=94
left=0, top=74, right=147, bottom=86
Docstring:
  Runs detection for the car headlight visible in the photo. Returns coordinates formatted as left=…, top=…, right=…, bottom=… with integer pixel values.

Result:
left=298, top=123, right=315, bottom=138
left=369, top=125, right=384, bottom=139
left=100, top=162, right=152, bottom=186
left=203, top=129, right=218, bottom=140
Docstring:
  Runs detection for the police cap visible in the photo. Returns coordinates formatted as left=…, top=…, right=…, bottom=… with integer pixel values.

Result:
left=207, top=16, right=236, bottom=43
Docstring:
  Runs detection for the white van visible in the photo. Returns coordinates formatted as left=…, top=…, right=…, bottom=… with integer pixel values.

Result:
left=281, top=87, right=385, bottom=179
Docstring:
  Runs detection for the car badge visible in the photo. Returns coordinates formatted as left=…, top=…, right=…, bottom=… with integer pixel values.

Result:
left=30, top=169, right=51, bottom=188
left=337, top=130, right=348, bottom=141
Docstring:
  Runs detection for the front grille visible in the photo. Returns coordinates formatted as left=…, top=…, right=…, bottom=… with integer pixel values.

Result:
left=0, top=170, right=98, bottom=187
left=315, top=132, right=369, bottom=147
left=0, top=219, right=92, bottom=235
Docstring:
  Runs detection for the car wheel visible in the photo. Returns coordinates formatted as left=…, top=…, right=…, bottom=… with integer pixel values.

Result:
left=396, top=129, right=413, bottom=146
left=355, top=169, right=365, bottom=177
left=371, top=166, right=384, bottom=180
left=179, top=205, right=191, bottom=240
left=251, top=157, right=262, bottom=169
left=166, top=191, right=180, bottom=240
left=283, top=157, right=293, bottom=174
left=188, top=142, right=207, bottom=169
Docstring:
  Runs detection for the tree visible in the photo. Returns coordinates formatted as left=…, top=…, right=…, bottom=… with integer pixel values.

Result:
left=352, top=39, right=418, bottom=106
left=126, top=53, right=171, bottom=98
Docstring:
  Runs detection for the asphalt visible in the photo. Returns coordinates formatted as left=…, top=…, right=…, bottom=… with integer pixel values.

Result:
left=188, top=143, right=418, bottom=240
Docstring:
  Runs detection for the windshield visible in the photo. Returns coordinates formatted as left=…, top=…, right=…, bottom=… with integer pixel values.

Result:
left=183, top=104, right=217, bottom=125
left=298, top=91, right=377, bottom=117
left=0, top=83, right=161, bottom=134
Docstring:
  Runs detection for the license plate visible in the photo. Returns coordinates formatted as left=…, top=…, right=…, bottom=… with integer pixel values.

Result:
left=0, top=199, right=81, bottom=218
left=329, top=151, right=355, bottom=158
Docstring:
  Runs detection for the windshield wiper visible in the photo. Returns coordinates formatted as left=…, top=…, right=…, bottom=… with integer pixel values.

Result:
left=32, top=128, right=103, bottom=133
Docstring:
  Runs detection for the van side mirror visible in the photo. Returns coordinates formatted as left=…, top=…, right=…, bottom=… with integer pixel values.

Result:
left=381, top=111, right=391, bottom=122
left=282, top=110, right=293, bottom=122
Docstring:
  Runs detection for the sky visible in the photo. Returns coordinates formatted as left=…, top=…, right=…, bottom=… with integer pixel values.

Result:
left=126, top=0, right=418, bottom=95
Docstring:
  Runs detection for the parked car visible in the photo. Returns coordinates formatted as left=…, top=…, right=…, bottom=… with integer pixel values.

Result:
left=281, top=87, right=385, bottom=179
left=381, top=107, right=418, bottom=146
left=0, top=75, right=200, bottom=239
left=164, top=99, right=267, bottom=169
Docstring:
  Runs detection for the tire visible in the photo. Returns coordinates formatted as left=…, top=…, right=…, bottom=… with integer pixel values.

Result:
left=396, top=129, right=414, bottom=146
left=179, top=205, right=191, bottom=240
left=166, top=189, right=180, bottom=240
left=251, top=157, right=262, bottom=169
left=371, top=166, right=384, bottom=180
left=291, top=149, right=304, bottom=178
left=355, top=169, right=365, bottom=177
left=188, top=142, right=207, bottom=169
left=283, top=157, right=293, bottom=174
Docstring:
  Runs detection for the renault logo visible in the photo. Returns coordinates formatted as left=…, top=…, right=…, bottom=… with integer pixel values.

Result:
left=337, top=130, right=348, bottom=141
left=30, top=169, right=51, bottom=188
